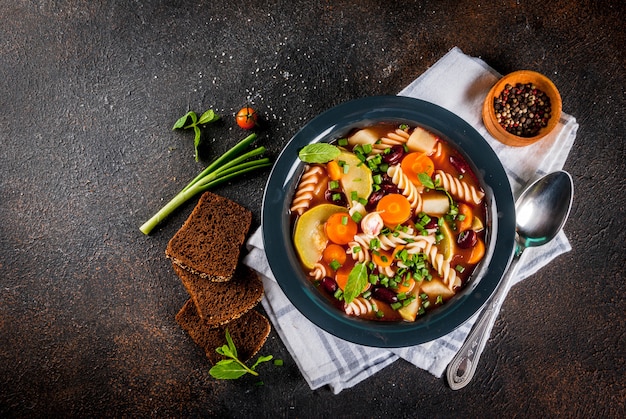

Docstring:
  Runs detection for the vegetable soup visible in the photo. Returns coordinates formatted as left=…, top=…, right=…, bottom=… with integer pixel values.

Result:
left=290, top=123, right=487, bottom=322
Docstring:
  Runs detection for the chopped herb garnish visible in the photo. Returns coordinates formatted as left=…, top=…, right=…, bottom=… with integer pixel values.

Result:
left=333, top=288, right=343, bottom=300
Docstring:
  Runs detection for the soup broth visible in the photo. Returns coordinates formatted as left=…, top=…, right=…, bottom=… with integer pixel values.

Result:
left=290, top=123, right=487, bottom=322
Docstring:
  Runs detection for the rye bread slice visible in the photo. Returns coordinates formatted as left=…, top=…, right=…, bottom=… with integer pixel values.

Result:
left=165, top=191, right=252, bottom=281
left=176, top=299, right=271, bottom=365
left=173, top=263, right=263, bottom=326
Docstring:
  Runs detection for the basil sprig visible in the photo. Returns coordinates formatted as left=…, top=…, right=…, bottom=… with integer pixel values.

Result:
left=173, top=109, right=220, bottom=161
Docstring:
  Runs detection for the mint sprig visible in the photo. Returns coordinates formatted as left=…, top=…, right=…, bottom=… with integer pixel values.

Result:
left=209, top=329, right=274, bottom=380
left=343, top=262, right=368, bottom=304
left=298, top=143, right=341, bottom=163
left=173, top=109, right=220, bottom=161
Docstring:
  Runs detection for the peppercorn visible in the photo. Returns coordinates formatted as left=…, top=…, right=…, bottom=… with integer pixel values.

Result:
left=493, top=82, right=551, bottom=137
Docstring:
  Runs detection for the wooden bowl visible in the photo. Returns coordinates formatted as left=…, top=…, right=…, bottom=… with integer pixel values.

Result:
left=482, top=70, right=562, bottom=147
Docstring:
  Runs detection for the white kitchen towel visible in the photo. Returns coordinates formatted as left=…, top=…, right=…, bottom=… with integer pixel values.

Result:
left=243, top=46, right=577, bottom=394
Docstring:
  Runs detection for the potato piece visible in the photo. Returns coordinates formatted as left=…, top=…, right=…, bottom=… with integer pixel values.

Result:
left=407, top=126, right=437, bottom=154
left=398, top=295, right=420, bottom=322
left=420, top=278, right=455, bottom=299
left=421, top=192, right=450, bottom=215
left=348, top=128, right=379, bottom=146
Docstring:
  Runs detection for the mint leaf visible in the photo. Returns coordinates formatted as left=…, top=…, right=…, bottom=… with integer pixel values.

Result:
left=298, top=143, right=341, bottom=163
left=343, top=262, right=368, bottom=304
left=198, top=109, right=220, bottom=125
left=418, top=172, right=435, bottom=189
left=215, top=344, right=234, bottom=359
left=251, top=355, right=273, bottom=371
left=173, top=111, right=197, bottom=130
left=224, top=329, right=237, bottom=359
left=209, top=359, right=249, bottom=380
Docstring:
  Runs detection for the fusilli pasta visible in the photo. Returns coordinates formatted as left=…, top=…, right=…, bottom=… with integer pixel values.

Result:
left=377, top=228, right=416, bottom=251
left=405, top=236, right=460, bottom=290
left=290, top=165, right=325, bottom=215
left=309, top=263, right=327, bottom=280
left=371, top=128, right=410, bottom=154
left=345, top=297, right=378, bottom=316
left=347, top=233, right=372, bottom=263
left=387, top=164, right=423, bottom=212
left=434, top=170, right=485, bottom=205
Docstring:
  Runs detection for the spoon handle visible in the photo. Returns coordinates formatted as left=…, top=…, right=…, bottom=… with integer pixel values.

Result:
left=446, top=251, right=523, bottom=390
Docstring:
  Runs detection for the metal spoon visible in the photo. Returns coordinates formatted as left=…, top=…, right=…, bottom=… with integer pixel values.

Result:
left=446, top=170, right=574, bottom=390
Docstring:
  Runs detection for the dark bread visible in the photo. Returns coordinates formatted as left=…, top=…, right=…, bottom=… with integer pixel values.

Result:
left=173, top=263, right=263, bottom=326
left=176, top=299, right=271, bottom=365
left=165, top=191, right=252, bottom=281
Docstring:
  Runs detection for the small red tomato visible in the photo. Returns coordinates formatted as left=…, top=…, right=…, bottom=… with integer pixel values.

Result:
left=236, top=106, right=258, bottom=130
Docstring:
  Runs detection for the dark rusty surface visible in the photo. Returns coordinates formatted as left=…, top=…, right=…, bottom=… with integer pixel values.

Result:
left=1, top=0, right=624, bottom=417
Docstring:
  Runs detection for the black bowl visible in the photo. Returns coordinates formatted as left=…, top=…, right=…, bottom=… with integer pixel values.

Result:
left=262, top=96, right=515, bottom=348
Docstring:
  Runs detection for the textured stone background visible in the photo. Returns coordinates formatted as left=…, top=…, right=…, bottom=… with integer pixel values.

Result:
left=1, top=0, right=624, bottom=417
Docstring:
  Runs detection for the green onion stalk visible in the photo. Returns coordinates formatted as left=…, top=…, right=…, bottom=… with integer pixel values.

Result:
left=139, top=133, right=271, bottom=235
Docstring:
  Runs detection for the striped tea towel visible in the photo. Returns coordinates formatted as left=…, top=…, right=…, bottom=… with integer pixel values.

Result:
left=243, top=46, right=578, bottom=394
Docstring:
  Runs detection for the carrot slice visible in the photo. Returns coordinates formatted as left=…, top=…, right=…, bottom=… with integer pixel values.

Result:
left=372, top=245, right=404, bottom=268
left=325, top=212, right=357, bottom=245
left=457, top=203, right=474, bottom=232
left=376, top=193, right=412, bottom=226
left=395, top=274, right=416, bottom=294
left=372, top=248, right=394, bottom=268
left=334, top=265, right=350, bottom=290
left=401, top=152, right=435, bottom=186
left=467, top=238, right=485, bottom=264
left=322, top=243, right=347, bottom=266
left=326, top=160, right=342, bottom=181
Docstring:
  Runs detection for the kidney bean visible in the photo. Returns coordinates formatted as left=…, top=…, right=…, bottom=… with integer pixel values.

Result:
left=449, top=155, right=470, bottom=174
left=367, top=189, right=386, bottom=209
left=320, top=277, right=339, bottom=295
left=382, top=145, right=405, bottom=165
left=372, top=286, right=399, bottom=304
left=325, top=189, right=347, bottom=207
left=380, top=181, right=400, bottom=195
left=423, top=216, right=439, bottom=230
left=457, top=230, right=478, bottom=249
